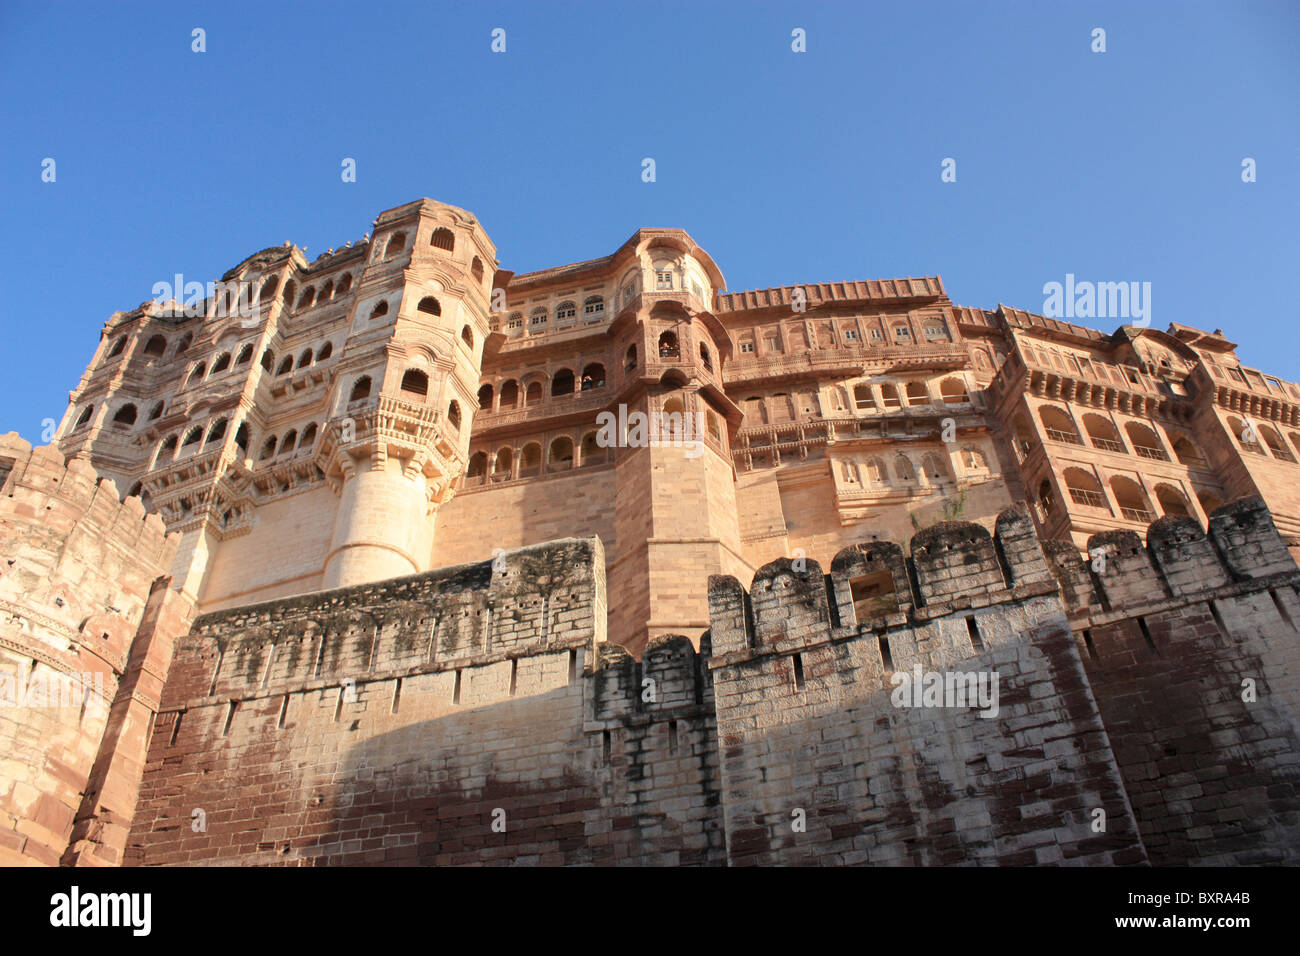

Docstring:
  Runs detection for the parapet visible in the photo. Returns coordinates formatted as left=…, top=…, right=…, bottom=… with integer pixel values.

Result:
left=707, top=505, right=1058, bottom=658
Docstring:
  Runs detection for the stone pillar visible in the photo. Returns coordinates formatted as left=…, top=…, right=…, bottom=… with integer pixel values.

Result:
left=322, top=458, right=433, bottom=589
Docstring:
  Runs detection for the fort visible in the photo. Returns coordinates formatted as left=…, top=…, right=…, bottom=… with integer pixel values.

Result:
left=1, top=197, right=1298, bottom=865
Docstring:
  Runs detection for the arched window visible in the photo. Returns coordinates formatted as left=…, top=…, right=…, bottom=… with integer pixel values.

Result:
left=280, top=430, right=297, bottom=455
left=1171, top=434, right=1205, bottom=466
left=259, top=276, right=279, bottom=303
left=1259, top=425, right=1295, bottom=462
left=552, top=369, right=575, bottom=396
left=499, top=380, right=519, bottom=407
left=147, top=400, right=164, bottom=421
left=447, top=400, right=461, bottom=429
left=658, top=331, right=680, bottom=359
left=430, top=227, right=454, bottom=251
left=467, top=451, right=488, bottom=480
left=205, top=419, right=227, bottom=445
left=370, top=301, right=389, bottom=321
left=894, top=454, right=915, bottom=481
left=461, top=326, right=473, bottom=348
left=143, top=335, right=167, bottom=357
left=350, top=376, right=372, bottom=402
left=549, top=436, right=574, bottom=471
left=582, top=363, right=605, bottom=389
left=661, top=398, right=686, bottom=440
left=625, top=345, right=637, bottom=371
left=525, top=381, right=542, bottom=405
left=744, top=396, right=767, bottom=425
left=156, top=435, right=177, bottom=464
left=904, top=382, right=929, bottom=406
left=471, top=257, right=485, bottom=283
left=181, top=426, right=203, bottom=448
left=1111, top=476, right=1153, bottom=522
left=112, top=403, right=137, bottom=426
left=961, top=447, right=988, bottom=470
left=880, top=384, right=901, bottom=410
left=529, top=308, right=548, bottom=331
left=1038, top=479, right=1055, bottom=517
left=400, top=369, right=429, bottom=398
left=865, top=457, right=886, bottom=483
left=318, top=280, right=333, bottom=302
left=1124, top=422, right=1167, bottom=460
left=1155, top=484, right=1191, bottom=517
left=235, top=344, right=253, bottom=365
left=842, top=461, right=859, bottom=484
left=581, top=431, right=606, bottom=466
left=853, top=384, right=875, bottom=411
left=296, top=349, right=313, bottom=369
left=282, top=280, right=297, bottom=306
left=211, top=353, right=231, bottom=374
left=770, top=393, right=795, bottom=422
left=175, top=333, right=192, bottom=355
left=584, top=296, right=605, bottom=320
left=921, top=453, right=948, bottom=480
left=556, top=301, right=577, bottom=323
left=336, top=274, right=352, bottom=295
left=1082, top=413, right=1126, bottom=452
left=938, top=378, right=969, bottom=404
left=107, top=337, right=127, bottom=358
left=299, top=423, right=317, bottom=449
left=1064, top=467, right=1108, bottom=511
left=385, top=232, right=406, bottom=257
left=1039, top=406, right=1082, bottom=445
left=259, top=436, right=277, bottom=461
left=298, top=287, right=315, bottom=310
left=261, top=349, right=274, bottom=372
left=316, top=341, right=333, bottom=361
left=234, top=422, right=249, bottom=452
left=478, top=384, right=494, bottom=410
left=277, top=356, right=293, bottom=375
left=187, top=363, right=206, bottom=386
left=517, top=444, right=538, bottom=477
left=418, top=296, right=441, bottom=316
left=974, top=350, right=990, bottom=371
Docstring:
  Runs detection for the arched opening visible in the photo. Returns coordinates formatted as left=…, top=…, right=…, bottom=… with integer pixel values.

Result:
left=156, top=435, right=177, bottom=465
left=187, top=363, right=206, bottom=387
left=281, top=280, right=297, bottom=306
left=261, top=349, right=274, bottom=372
left=961, top=447, right=988, bottom=471
left=447, top=400, right=461, bottom=430
left=235, top=344, right=253, bottom=365
left=525, top=381, right=542, bottom=405
left=107, top=337, right=127, bottom=358
left=1124, top=422, right=1167, bottom=460
left=1259, top=425, right=1295, bottom=461
left=259, top=436, right=277, bottom=461
left=112, top=404, right=137, bottom=426
left=175, top=334, right=192, bottom=355
left=336, top=274, right=352, bottom=295
left=865, top=457, right=886, bottom=484
left=1064, top=467, right=1108, bottom=511
left=299, top=423, right=317, bottom=449
left=350, top=376, right=372, bottom=402
left=1111, top=476, right=1153, bottom=523
left=770, top=393, right=794, bottom=423
left=581, top=363, right=605, bottom=389
left=385, top=232, right=406, bottom=257
left=938, top=378, right=968, bottom=404
left=518, top=443, right=540, bottom=478
left=277, top=356, right=293, bottom=375
left=841, top=461, right=859, bottom=484
left=461, top=326, right=473, bottom=348
left=499, top=380, right=519, bottom=408
left=853, top=384, right=875, bottom=411
left=298, top=287, right=315, bottom=310
left=625, top=345, right=637, bottom=371
left=921, top=453, right=948, bottom=481
left=552, top=369, right=575, bottom=396
left=430, top=228, right=454, bottom=251
left=1171, top=434, right=1206, bottom=466
left=74, top=405, right=94, bottom=428
left=467, top=451, right=488, bottom=482
left=549, top=436, right=574, bottom=471
left=418, top=296, right=441, bottom=316
left=478, top=384, right=494, bottom=410
left=316, top=342, right=333, bottom=361
left=1038, top=406, right=1082, bottom=445
left=744, top=396, right=767, bottom=425
left=700, top=344, right=713, bottom=372
left=1038, top=479, right=1055, bottom=518
left=205, top=419, right=227, bottom=445
left=143, top=335, right=167, bottom=357
left=880, top=384, right=902, bottom=410
left=1013, top=413, right=1035, bottom=459
left=234, top=422, right=249, bottom=453
left=147, top=401, right=164, bottom=421
left=181, top=426, right=203, bottom=449
left=1155, top=484, right=1191, bottom=517
left=658, top=331, right=680, bottom=359
left=296, top=349, right=313, bottom=369
left=318, top=280, right=333, bottom=302
left=280, top=430, right=297, bottom=456
left=1197, top=489, right=1225, bottom=514
left=555, top=301, right=577, bottom=324
left=580, top=431, right=606, bottom=466
left=400, top=369, right=429, bottom=398
left=584, top=296, right=605, bottom=320
left=370, top=301, right=389, bottom=321
left=471, top=257, right=485, bottom=283
left=661, top=398, right=686, bottom=441
left=1083, top=413, right=1126, bottom=453
left=259, top=276, right=279, bottom=303
left=894, top=454, right=915, bottom=481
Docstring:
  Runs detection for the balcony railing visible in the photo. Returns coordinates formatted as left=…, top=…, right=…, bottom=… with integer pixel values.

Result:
left=1091, top=437, right=1126, bottom=453
left=1046, top=428, right=1085, bottom=446
left=1068, top=487, right=1108, bottom=509
left=1120, top=507, right=1155, bottom=523
left=1132, top=445, right=1169, bottom=461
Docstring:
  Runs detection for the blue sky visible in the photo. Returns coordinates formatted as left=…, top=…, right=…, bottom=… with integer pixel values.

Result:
left=1, top=0, right=1296, bottom=442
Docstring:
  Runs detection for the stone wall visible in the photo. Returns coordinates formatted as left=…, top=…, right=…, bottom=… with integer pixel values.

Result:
left=0, top=434, right=193, bottom=866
